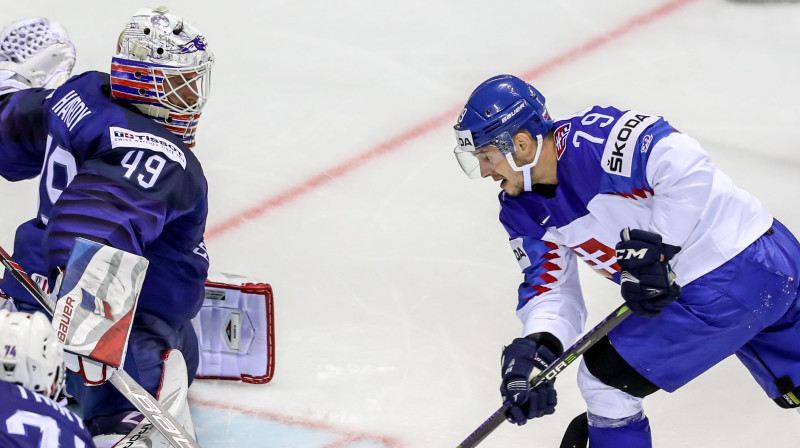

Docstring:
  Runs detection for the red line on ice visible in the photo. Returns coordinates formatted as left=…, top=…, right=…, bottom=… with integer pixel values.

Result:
left=205, top=0, right=698, bottom=241
left=190, top=398, right=402, bottom=448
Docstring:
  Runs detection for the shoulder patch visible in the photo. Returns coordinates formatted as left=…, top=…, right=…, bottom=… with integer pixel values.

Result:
left=110, top=127, right=186, bottom=169
left=640, top=134, right=653, bottom=153
left=510, top=238, right=531, bottom=270
left=554, top=123, right=571, bottom=160
left=601, top=111, right=659, bottom=177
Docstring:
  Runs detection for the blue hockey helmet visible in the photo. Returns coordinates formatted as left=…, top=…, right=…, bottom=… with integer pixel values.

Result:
left=454, top=74, right=553, bottom=178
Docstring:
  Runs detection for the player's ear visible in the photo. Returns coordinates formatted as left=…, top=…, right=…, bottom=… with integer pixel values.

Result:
left=513, top=131, right=533, bottom=156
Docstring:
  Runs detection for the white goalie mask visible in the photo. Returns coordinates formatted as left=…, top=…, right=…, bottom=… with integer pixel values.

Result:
left=110, top=7, right=214, bottom=147
left=0, top=311, right=65, bottom=399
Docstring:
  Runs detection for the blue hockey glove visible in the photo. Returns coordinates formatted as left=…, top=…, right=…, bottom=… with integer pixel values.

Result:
left=615, top=228, right=681, bottom=319
left=500, top=337, right=558, bottom=425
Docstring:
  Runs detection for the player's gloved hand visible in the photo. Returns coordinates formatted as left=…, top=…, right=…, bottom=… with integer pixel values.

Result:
left=62, top=352, right=114, bottom=385
left=500, top=337, right=557, bottom=425
left=615, top=227, right=681, bottom=318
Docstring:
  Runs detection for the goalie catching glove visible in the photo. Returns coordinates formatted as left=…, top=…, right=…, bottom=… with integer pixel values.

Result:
left=0, top=18, right=76, bottom=95
left=615, top=227, right=681, bottom=318
left=500, top=337, right=558, bottom=425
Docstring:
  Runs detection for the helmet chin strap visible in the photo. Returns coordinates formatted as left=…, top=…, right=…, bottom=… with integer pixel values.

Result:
left=505, top=134, right=544, bottom=192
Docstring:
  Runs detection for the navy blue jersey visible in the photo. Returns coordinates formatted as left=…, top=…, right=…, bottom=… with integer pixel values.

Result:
left=0, top=72, right=209, bottom=325
left=0, top=381, right=95, bottom=447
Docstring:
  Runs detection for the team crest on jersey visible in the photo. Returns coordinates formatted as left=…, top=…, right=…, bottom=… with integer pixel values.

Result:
left=554, top=123, right=571, bottom=160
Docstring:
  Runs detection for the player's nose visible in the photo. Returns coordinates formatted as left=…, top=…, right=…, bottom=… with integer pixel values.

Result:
left=479, top=159, right=494, bottom=178
left=182, top=89, right=199, bottom=106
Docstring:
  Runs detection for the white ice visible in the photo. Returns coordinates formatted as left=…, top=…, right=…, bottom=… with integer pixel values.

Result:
left=3, top=0, right=800, bottom=446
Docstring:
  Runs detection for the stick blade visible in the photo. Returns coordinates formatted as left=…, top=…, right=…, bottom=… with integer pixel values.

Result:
left=560, top=412, right=589, bottom=448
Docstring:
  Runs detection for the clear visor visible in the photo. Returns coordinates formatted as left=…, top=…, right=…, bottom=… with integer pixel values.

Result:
left=453, top=131, right=515, bottom=178
left=152, top=59, right=213, bottom=114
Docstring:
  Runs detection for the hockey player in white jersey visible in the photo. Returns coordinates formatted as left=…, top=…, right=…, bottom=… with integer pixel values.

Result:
left=453, top=74, right=800, bottom=447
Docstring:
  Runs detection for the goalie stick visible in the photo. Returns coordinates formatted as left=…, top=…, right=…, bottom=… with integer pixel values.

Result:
left=456, top=304, right=633, bottom=448
left=0, top=243, right=202, bottom=448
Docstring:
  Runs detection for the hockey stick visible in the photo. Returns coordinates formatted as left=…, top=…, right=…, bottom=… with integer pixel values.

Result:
left=0, top=244, right=202, bottom=448
left=456, top=304, right=633, bottom=448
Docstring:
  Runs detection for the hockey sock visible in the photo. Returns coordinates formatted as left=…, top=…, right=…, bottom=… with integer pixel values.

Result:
left=587, top=411, right=652, bottom=448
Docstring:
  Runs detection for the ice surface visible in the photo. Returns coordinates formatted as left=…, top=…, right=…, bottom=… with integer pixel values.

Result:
left=2, top=0, right=800, bottom=446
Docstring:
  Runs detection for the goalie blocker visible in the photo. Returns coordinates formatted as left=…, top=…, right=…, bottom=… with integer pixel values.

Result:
left=192, top=272, right=275, bottom=384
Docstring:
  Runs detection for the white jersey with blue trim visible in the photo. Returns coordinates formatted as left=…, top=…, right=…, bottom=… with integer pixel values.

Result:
left=500, top=106, right=773, bottom=348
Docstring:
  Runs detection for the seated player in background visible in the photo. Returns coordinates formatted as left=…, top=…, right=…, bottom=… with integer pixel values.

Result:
left=0, top=310, right=96, bottom=448
left=0, top=8, right=212, bottom=442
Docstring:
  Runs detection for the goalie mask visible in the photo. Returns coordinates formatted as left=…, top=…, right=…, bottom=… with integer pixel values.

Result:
left=110, top=7, right=214, bottom=148
left=0, top=311, right=65, bottom=399
left=453, top=74, right=553, bottom=191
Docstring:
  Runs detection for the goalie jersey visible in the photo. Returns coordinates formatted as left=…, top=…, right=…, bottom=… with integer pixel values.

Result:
left=504, top=106, right=773, bottom=348
left=0, top=381, right=94, bottom=448
left=0, top=72, right=209, bottom=325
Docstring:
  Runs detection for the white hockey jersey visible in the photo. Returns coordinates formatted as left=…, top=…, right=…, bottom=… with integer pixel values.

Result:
left=501, top=106, right=773, bottom=349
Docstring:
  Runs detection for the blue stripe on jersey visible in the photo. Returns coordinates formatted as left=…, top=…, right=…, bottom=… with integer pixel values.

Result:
left=516, top=239, right=563, bottom=310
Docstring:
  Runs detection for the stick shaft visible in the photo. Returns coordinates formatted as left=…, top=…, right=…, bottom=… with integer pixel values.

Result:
left=456, top=305, right=632, bottom=448
left=0, top=245, right=55, bottom=314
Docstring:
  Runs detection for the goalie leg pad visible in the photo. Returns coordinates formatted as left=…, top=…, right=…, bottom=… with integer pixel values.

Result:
left=70, top=312, right=198, bottom=428
left=92, top=349, right=195, bottom=448
left=191, top=272, right=274, bottom=383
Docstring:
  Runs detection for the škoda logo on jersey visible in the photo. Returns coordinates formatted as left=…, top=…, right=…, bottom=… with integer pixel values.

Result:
left=602, top=111, right=660, bottom=177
